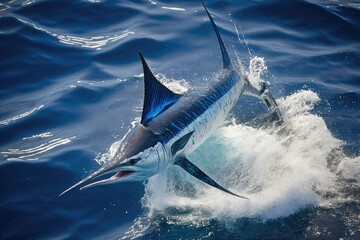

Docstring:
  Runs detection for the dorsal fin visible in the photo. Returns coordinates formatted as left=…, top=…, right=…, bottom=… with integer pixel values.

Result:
left=201, top=0, right=232, bottom=69
left=138, top=51, right=182, bottom=125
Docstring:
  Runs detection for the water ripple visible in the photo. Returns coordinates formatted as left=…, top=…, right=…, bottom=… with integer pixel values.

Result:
left=1, top=0, right=359, bottom=239
left=161, top=6, right=186, bottom=12
left=22, top=132, right=53, bottom=140
left=0, top=0, right=38, bottom=14
left=1, top=135, right=75, bottom=161
left=57, top=30, right=135, bottom=50
left=0, top=105, right=43, bottom=126
left=16, top=17, right=134, bottom=50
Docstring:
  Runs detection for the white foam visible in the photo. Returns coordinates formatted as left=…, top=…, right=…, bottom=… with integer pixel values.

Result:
left=111, top=56, right=358, bottom=236
left=337, top=155, right=360, bottom=180
left=247, top=56, right=268, bottom=90
left=137, top=88, right=358, bottom=228
left=134, top=73, right=190, bottom=94
left=156, top=73, right=190, bottom=94
left=95, top=128, right=132, bottom=165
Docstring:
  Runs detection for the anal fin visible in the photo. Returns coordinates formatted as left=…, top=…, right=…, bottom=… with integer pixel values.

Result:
left=174, top=156, right=247, bottom=199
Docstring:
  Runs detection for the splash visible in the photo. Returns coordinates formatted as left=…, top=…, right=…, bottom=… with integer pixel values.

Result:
left=95, top=128, right=132, bottom=165
left=108, top=56, right=358, bottom=237
left=134, top=89, right=357, bottom=227
left=120, top=59, right=359, bottom=237
left=156, top=74, right=190, bottom=94
left=247, top=56, right=268, bottom=90
left=134, top=73, right=190, bottom=94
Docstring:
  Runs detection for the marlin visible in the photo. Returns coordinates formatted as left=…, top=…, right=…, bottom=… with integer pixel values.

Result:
left=60, top=1, right=282, bottom=198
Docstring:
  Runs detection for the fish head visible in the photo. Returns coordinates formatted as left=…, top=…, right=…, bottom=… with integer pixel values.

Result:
left=60, top=124, right=169, bottom=196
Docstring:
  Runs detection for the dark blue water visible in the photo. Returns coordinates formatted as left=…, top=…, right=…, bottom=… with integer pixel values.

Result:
left=1, top=0, right=359, bottom=239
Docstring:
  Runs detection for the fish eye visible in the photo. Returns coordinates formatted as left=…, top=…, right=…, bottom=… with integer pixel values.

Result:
left=129, top=158, right=140, bottom=165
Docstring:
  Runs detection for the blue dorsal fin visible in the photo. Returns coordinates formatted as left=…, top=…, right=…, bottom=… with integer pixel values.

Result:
left=201, top=0, right=231, bottom=69
left=138, top=51, right=182, bottom=125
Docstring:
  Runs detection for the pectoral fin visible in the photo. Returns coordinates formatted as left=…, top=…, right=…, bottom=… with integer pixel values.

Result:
left=174, top=156, right=248, bottom=199
left=171, top=131, right=194, bottom=155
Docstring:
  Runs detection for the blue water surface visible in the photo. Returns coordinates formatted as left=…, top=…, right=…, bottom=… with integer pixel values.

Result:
left=1, top=0, right=359, bottom=239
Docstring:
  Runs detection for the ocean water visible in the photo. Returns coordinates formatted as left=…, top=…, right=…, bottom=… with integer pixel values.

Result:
left=1, top=0, right=359, bottom=239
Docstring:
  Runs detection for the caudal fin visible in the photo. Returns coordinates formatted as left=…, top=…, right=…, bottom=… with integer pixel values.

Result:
left=201, top=0, right=232, bottom=69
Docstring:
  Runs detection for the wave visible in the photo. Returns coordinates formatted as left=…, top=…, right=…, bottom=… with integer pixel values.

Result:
left=1, top=1, right=359, bottom=238
left=119, top=57, right=359, bottom=238
left=15, top=17, right=134, bottom=50
left=0, top=105, right=44, bottom=126
left=119, top=88, right=360, bottom=238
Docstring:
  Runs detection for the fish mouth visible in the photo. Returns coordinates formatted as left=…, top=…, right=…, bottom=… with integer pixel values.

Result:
left=59, top=168, right=136, bottom=196
left=80, top=170, right=136, bottom=190
left=114, top=170, right=135, bottom=178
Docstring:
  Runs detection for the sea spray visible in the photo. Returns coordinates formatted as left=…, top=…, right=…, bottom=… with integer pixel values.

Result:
left=136, top=57, right=358, bottom=230
left=247, top=56, right=268, bottom=90
left=118, top=57, right=360, bottom=237
left=141, top=89, right=342, bottom=222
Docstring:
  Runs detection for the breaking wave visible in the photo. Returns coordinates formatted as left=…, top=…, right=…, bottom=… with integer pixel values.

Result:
left=120, top=57, right=359, bottom=238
